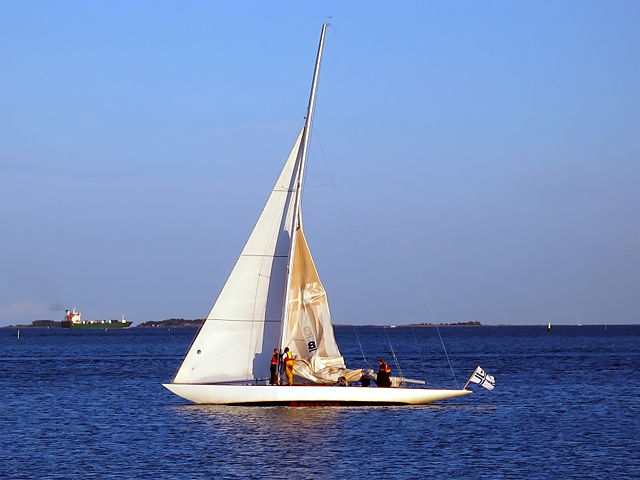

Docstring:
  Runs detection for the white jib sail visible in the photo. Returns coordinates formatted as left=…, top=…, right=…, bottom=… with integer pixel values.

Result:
left=172, top=130, right=304, bottom=384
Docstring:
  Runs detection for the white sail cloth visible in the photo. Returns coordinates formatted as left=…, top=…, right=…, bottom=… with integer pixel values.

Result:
left=172, top=127, right=356, bottom=385
left=172, top=131, right=303, bottom=384
left=294, top=358, right=363, bottom=384
left=284, top=228, right=360, bottom=383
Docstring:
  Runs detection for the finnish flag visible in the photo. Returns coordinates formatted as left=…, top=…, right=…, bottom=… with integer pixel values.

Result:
left=468, top=366, right=496, bottom=391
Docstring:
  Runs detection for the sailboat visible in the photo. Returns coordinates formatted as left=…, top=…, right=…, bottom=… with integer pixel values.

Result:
left=163, top=24, right=473, bottom=406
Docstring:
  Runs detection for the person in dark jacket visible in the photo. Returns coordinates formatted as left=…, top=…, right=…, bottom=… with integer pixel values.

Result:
left=270, top=348, right=280, bottom=385
left=376, top=358, right=392, bottom=387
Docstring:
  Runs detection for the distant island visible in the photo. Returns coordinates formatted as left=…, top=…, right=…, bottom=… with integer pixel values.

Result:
left=407, top=321, right=482, bottom=327
left=2, top=320, right=62, bottom=328
left=137, top=318, right=203, bottom=327
left=2, top=318, right=205, bottom=329
left=334, top=321, right=483, bottom=327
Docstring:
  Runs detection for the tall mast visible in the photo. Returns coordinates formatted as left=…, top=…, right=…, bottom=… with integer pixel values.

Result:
left=295, top=22, right=329, bottom=228
left=279, top=23, right=329, bottom=354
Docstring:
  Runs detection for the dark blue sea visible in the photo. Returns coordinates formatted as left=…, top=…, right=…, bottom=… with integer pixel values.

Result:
left=1, top=325, right=638, bottom=479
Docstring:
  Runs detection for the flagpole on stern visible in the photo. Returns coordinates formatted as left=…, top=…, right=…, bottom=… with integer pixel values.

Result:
left=463, top=366, right=479, bottom=390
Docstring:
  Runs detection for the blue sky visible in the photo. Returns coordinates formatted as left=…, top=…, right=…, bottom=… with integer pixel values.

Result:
left=1, top=1, right=639, bottom=326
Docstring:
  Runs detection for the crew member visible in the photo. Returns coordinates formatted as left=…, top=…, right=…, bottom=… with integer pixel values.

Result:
left=377, top=358, right=392, bottom=387
left=270, top=348, right=280, bottom=385
left=283, top=347, right=296, bottom=385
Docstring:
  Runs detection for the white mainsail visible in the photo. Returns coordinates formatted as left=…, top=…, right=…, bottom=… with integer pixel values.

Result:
left=172, top=22, right=355, bottom=386
left=173, top=130, right=303, bottom=384
left=172, top=123, right=355, bottom=384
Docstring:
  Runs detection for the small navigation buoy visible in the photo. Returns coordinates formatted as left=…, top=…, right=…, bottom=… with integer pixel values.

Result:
left=547, top=322, right=552, bottom=333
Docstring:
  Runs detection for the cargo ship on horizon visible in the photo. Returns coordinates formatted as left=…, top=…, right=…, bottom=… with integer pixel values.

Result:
left=61, top=308, right=132, bottom=329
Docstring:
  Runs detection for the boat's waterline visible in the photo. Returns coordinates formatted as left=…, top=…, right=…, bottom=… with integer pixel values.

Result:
left=163, top=383, right=472, bottom=406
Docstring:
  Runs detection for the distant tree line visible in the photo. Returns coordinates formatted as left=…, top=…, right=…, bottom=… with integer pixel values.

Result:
left=0, top=320, right=62, bottom=328
left=137, top=318, right=203, bottom=327
left=31, top=320, right=61, bottom=327
left=409, top=321, right=483, bottom=326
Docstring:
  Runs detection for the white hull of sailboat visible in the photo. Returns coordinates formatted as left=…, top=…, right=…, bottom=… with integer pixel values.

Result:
left=163, top=383, right=472, bottom=406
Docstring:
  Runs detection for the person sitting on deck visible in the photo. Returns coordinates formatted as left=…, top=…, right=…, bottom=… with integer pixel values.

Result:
left=336, top=376, right=347, bottom=386
left=376, top=358, right=392, bottom=387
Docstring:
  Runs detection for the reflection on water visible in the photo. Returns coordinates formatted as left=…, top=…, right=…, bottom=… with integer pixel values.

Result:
left=172, top=402, right=496, bottom=431
left=173, top=404, right=346, bottom=437
left=178, top=404, right=340, bottom=423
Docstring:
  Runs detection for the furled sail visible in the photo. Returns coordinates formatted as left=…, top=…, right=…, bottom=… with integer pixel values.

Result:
left=285, top=228, right=362, bottom=384
left=172, top=130, right=304, bottom=384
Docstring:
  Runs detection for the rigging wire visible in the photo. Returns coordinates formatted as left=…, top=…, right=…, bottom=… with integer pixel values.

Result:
left=383, top=327, right=404, bottom=379
left=411, top=326, right=429, bottom=382
left=352, top=326, right=370, bottom=369
left=406, top=239, right=460, bottom=388
left=312, top=127, right=382, bottom=363
left=312, top=125, right=419, bottom=383
left=434, top=317, right=459, bottom=390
